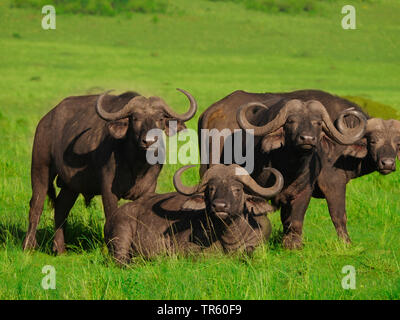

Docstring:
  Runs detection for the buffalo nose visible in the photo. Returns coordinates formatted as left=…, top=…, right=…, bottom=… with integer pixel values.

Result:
left=212, top=200, right=228, bottom=212
left=380, top=158, right=395, bottom=168
left=299, top=135, right=316, bottom=143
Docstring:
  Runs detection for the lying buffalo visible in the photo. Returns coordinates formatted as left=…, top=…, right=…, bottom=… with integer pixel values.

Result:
left=23, top=89, right=197, bottom=253
left=199, top=90, right=366, bottom=249
left=104, top=164, right=283, bottom=264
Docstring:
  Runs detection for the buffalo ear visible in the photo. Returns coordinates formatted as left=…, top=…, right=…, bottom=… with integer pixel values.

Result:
left=245, top=195, right=275, bottom=216
left=342, top=138, right=368, bottom=158
left=165, top=119, right=187, bottom=137
left=181, top=194, right=206, bottom=211
left=260, top=127, right=284, bottom=153
left=107, top=118, right=129, bottom=139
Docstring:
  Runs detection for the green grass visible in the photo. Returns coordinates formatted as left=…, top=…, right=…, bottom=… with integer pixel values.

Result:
left=344, top=96, right=400, bottom=119
left=0, top=0, right=399, bottom=299
left=10, top=0, right=169, bottom=16
left=209, top=0, right=321, bottom=14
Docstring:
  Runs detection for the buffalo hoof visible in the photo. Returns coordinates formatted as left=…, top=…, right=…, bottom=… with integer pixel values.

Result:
left=338, top=233, right=351, bottom=244
left=282, top=234, right=303, bottom=250
left=22, top=235, right=38, bottom=251
left=52, top=241, right=66, bottom=255
left=245, top=246, right=255, bottom=257
left=113, top=255, right=131, bottom=267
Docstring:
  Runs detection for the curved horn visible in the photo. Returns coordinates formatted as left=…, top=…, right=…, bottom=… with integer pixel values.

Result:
left=235, top=166, right=284, bottom=198
left=336, top=108, right=368, bottom=140
left=95, top=90, right=139, bottom=121
left=162, top=88, right=198, bottom=121
left=237, top=99, right=302, bottom=136
left=173, top=165, right=200, bottom=196
left=309, top=101, right=367, bottom=145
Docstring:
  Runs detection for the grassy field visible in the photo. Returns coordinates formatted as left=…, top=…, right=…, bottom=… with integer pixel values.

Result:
left=0, top=0, right=399, bottom=299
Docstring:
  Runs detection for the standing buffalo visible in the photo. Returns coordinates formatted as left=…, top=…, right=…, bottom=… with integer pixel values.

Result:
left=104, top=164, right=283, bottom=265
left=282, top=90, right=400, bottom=243
left=23, top=89, right=197, bottom=253
left=199, top=90, right=366, bottom=249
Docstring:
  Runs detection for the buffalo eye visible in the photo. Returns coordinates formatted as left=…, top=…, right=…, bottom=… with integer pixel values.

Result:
left=208, top=185, right=216, bottom=195
left=231, top=186, right=242, bottom=196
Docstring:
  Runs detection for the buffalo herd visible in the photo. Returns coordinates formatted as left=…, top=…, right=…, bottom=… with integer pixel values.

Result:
left=23, top=88, right=400, bottom=264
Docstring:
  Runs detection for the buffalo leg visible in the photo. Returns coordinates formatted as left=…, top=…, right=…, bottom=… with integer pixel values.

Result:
left=320, top=181, right=350, bottom=243
left=23, top=166, right=52, bottom=251
left=107, top=232, right=132, bottom=266
left=101, top=190, right=119, bottom=221
left=100, top=160, right=119, bottom=220
left=280, top=187, right=313, bottom=249
left=53, top=188, right=78, bottom=254
left=23, top=121, right=55, bottom=251
left=104, top=215, right=134, bottom=266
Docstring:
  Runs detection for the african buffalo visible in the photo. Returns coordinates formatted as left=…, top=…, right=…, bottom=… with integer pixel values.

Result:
left=199, top=90, right=366, bottom=249
left=104, top=164, right=283, bottom=264
left=283, top=90, right=400, bottom=243
left=23, top=89, right=197, bottom=253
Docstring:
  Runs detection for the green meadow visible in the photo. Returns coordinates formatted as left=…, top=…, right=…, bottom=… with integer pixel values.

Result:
left=0, top=0, right=399, bottom=299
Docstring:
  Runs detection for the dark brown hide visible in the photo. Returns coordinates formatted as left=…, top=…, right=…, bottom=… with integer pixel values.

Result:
left=104, top=164, right=283, bottom=264
left=23, top=90, right=197, bottom=254
left=198, top=89, right=368, bottom=249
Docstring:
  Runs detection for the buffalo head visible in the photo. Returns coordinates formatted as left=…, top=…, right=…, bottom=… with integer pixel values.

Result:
left=173, top=164, right=283, bottom=220
left=237, top=99, right=367, bottom=153
left=96, top=89, right=197, bottom=150
left=343, top=118, right=400, bottom=174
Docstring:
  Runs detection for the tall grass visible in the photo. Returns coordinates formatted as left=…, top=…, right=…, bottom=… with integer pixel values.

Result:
left=10, top=0, right=169, bottom=16
left=208, top=0, right=376, bottom=14
left=210, top=0, right=318, bottom=14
